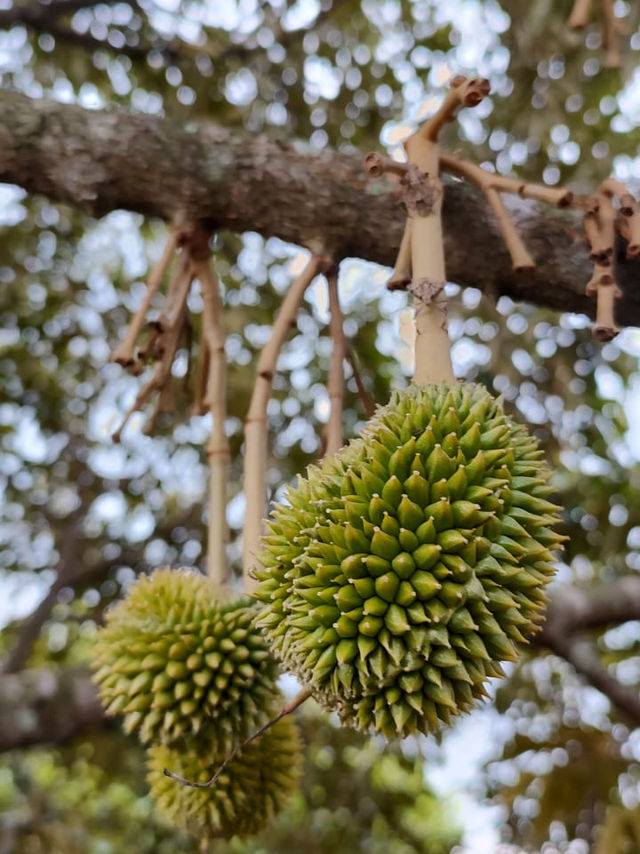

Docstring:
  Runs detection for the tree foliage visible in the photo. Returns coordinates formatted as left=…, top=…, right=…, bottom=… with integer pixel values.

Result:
left=1, top=0, right=640, bottom=851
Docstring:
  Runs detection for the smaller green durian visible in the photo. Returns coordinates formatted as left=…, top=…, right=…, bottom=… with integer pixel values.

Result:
left=148, top=715, right=302, bottom=841
left=91, top=567, right=279, bottom=751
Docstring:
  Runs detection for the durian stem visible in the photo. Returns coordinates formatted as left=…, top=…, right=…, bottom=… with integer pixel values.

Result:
left=326, top=267, right=345, bottom=455
left=405, top=76, right=489, bottom=387
left=405, top=117, right=453, bottom=386
left=164, top=687, right=312, bottom=789
left=242, top=255, right=329, bottom=592
left=192, top=252, right=230, bottom=585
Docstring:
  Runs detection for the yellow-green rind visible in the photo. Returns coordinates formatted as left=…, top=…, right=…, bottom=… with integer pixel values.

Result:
left=255, top=383, right=564, bottom=739
left=147, top=716, right=302, bottom=841
left=91, top=567, right=280, bottom=750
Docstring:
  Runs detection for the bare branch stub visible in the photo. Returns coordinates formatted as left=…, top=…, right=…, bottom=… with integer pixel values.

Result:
left=581, top=179, right=640, bottom=341
left=568, top=0, right=623, bottom=69
left=568, top=0, right=592, bottom=29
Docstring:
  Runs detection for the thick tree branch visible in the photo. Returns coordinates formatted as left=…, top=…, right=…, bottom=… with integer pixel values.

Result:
left=0, top=667, right=106, bottom=751
left=535, top=577, right=640, bottom=725
left=0, top=0, right=122, bottom=28
left=538, top=577, right=640, bottom=634
left=0, top=88, right=639, bottom=324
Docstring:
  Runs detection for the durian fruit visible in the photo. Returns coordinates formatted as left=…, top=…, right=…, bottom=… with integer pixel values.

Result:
left=148, top=715, right=302, bottom=841
left=256, top=382, right=564, bottom=739
left=91, top=567, right=280, bottom=751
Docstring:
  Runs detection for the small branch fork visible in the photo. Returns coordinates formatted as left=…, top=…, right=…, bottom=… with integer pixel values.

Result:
left=164, top=687, right=312, bottom=789
left=365, top=76, right=639, bottom=344
left=365, top=75, right=492, bottom=386
left=568, top=0, right=625, bottom=69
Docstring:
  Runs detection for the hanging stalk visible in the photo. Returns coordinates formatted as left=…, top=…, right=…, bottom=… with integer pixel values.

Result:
left=403, top=76, right=489, bottom=386
left=194, top=270, right=228, bottom=584
left=188, top=228, right=230, bottom=585
left=242, top=254, right=328, bottom=592
left=325, top=267, right=346, bottom=455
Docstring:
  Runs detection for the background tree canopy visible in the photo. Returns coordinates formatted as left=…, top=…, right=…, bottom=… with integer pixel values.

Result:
left=0, top=0, right=639, bottom=851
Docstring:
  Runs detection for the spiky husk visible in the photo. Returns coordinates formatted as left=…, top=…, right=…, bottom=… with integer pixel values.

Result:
left=255, top=383, right=564, bottom=739
left=91, top=567, right=280, bottom=750
left=148, top=716, right=302, bottom=841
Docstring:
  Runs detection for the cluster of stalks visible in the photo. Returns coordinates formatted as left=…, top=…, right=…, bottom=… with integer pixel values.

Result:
left=568, top=0, right=626, bottom=69
left=365, top=75, right=638, bottom=344
left=108, top=230, right=375, bottom=592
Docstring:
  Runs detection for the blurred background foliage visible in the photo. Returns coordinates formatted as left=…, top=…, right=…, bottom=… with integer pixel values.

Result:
left=0, top=0, right=639, bottom=851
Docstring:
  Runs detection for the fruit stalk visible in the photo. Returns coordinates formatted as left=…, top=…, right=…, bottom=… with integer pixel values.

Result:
left=243, top=254, right=329, bottom=591
left=191, top=240, right=230, bottom=585
left=404, top=76, right=489, bottom=386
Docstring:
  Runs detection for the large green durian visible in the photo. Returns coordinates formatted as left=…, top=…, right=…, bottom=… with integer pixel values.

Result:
left=256, top=383, right=564, bottom=739
left=91, top=567, right=280, bottom=750
left=147, top=716, right=302, bottom=841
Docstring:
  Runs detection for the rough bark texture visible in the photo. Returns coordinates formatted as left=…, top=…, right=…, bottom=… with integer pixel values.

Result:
left=1, top=89, right=639, bottom=324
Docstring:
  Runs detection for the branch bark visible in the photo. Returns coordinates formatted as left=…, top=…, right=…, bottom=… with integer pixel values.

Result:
left=535, top=577, right=640, bottom=726
left=1, top=89, right=639, bottom=325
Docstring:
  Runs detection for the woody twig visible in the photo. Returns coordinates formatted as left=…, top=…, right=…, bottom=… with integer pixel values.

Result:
left=568, top=0, right=592, bottom=29
left=112, top=249, right=193, bottom=442
left=111, top=227, right=179, bottom=368
left=602, top=0, right=621, bottom=69
left=568, top=0, right=623, bottom=69
left=325, top=267, right=346, bottom=456
left=586, top=264, right=621, bottom=341
left=346, top=345, right=376, bottom=419
left=584, top=187, right=620, bottom=341
left=187, top=226, right=230, bottom=586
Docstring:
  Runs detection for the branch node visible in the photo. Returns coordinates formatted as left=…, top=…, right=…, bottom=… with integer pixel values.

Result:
left=399, top=165, right=441, bottom=216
